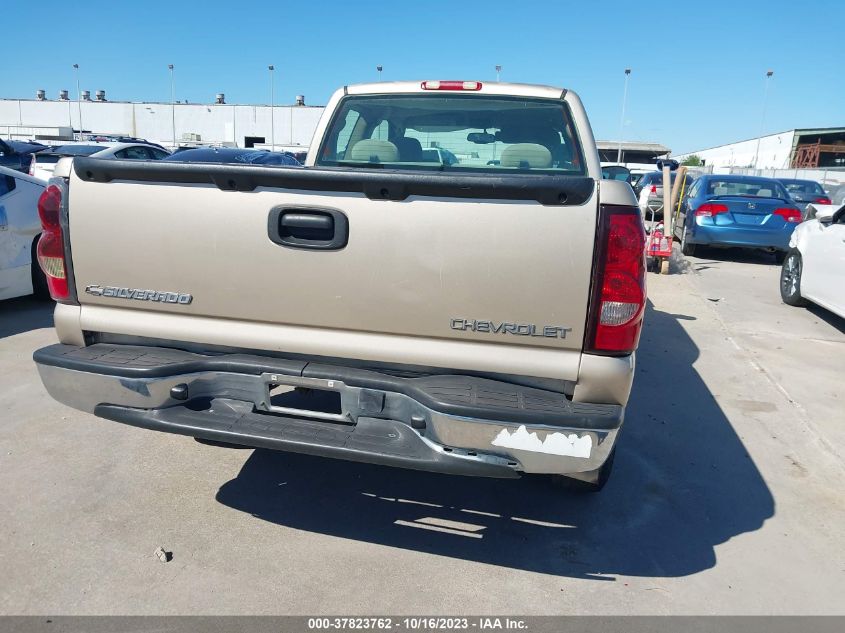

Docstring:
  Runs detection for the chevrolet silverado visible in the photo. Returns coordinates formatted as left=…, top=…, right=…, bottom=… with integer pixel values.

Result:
left=33, top=80, right=646, bottom=491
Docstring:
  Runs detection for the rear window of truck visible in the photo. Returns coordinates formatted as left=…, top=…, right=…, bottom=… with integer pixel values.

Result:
left=317, top=94, right=586, bottom=175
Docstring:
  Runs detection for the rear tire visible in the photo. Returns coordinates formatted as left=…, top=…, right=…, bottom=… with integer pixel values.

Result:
left=780, top=249, right=808, bottom=307
left=548, top=448, right=616, bottom=493
left=680, top=225, right=696, bottom=256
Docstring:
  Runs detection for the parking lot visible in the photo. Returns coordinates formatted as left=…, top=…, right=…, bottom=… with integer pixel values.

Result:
left=1, top=246, right=843, bottom=615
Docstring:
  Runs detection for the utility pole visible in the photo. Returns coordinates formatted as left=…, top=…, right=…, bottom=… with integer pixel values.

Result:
left=268, top=65, right=275, bottom=151
left=73, top=64, right=82, bottom=139
left=168, top=64, right=176, bottom=149
left=753, top=70, right=774, bottom=170
left=616, top=68, right=631, bottom=164
left=495, top=65, right=502, bottom=82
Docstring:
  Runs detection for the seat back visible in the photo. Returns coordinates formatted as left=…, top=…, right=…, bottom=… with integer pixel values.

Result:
left=395, top=137, right=423, bottom=161
left=500, top=143, right=552, bottom=169
left=347, top=139, right=399, bottom=163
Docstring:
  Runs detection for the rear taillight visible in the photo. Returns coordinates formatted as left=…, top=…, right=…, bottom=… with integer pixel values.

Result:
left=650, top=185, right=657, bottom=194
left=586, top=205, right=647, bottom=355
left=774, top=207, right=802, bottom=223
left=814, top=197, right=832, bottom=205
left=421, top=80, right=482, bottom=91
left=36, top=184, right=71, bottom=301
left=695, top=203, right=729, bottom=217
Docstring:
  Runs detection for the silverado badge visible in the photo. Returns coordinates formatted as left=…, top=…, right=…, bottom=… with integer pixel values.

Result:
left=85, top=285, right=193, bottom=305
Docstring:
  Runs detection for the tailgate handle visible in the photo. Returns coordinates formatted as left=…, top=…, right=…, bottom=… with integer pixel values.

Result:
left=268, top=206, right=349, bottom=251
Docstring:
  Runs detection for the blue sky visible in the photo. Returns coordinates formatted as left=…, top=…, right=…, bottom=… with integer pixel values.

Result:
left=2, top=0, right=842, bottom=154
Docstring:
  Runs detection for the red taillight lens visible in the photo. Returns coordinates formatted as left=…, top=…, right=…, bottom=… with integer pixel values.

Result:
left=586, top=206, right=646, bottom=355
left=695, top=202, right=729, bottom=217
left=774, top=207, right=802, bottom=223
left=36, top=184, right=70, bottom=301
left=421, top=80, right=482, bottom=91
left=814, top=197, right=832, bottom=205
left=650, top=185, right=657, bottom=194
left=38, top=184, right=62, bottom=228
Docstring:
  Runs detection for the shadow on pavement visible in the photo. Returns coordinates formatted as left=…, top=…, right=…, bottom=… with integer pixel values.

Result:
left=216, top=301, right=774, bottom=579
left=807, top=303, right=845, bottom=334
left=0, top=296, right=53, bottom=339
left=689, top=246, right=780, bottom=266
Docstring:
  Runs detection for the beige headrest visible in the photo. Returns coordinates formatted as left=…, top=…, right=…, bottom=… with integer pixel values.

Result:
left=500, top=143, right=552, bottom=168
left=347, top=139, right=398, bottom=163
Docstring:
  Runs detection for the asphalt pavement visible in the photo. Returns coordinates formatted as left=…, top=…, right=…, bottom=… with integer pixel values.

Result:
left=1, top=248, right=843, bottom=614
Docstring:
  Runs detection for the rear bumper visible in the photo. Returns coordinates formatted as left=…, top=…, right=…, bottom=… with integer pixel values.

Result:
left=689, top=222, right=793, bottom=250
left=34, top=343, right=624, bottom=478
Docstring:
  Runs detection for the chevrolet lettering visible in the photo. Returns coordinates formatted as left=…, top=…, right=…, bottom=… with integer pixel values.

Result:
left=450, top=318, right=572, bottom=339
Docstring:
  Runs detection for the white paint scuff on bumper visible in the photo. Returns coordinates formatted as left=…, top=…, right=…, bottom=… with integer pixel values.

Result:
left=491, top=425, right=593, bottom=458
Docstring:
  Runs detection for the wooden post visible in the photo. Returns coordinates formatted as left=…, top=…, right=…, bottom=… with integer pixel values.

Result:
left=661, top=164, right=672, bottom=274
left=668, top=166, right=687, bottom=233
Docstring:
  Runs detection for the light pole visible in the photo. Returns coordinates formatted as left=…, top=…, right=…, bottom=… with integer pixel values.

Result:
left=616, top=68, right=631, bottom=164
left=72, top=64, right=82, bottom=139
left=168, top=64, right=176, bottom=149
left=268, top=65, right=275, bottom=151
left=377, top=65, right=383, bottom=82
left=495, top=65, right=502, bottom=82
left=753, top=70, right=774, bottom=170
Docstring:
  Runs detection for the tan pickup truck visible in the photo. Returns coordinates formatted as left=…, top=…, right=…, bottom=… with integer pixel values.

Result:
left=33, top=80, right=645, bottom=491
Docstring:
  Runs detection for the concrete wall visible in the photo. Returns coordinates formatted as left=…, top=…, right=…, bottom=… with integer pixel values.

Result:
left=673, top=130, right=796, bottom=170
left=0, top=99, right=325, bottom=150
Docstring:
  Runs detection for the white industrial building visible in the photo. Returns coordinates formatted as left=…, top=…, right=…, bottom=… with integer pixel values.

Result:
left=3, top=90, right=686, bottom=169
left=0, top=90, right=325, bottom=151
left=673, top=127, right=845, bottom=170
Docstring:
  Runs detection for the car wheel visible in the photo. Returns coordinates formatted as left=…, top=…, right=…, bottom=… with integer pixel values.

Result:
left=30, top=238, right=51, bottom=300
left=780, top=249, right=808, bottom=307
left=549, top=448, right=616, bottom=493
left=680, top=225, right=696, bottom=256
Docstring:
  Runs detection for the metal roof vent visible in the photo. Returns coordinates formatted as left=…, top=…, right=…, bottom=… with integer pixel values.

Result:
left=36, top=89, right=46, bottom=100
left=215, top=93, right=225, bottom=104
left=95, top=90, right=106, bottom=101
left=59, top=89, right=69, bottom=100
left=295, top=94, right=305, bottom=106
left=81, top=90, right=92, bottom=101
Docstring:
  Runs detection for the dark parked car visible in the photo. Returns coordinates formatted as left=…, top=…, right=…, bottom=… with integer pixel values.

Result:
left=776, top=178, right=831, bottom=218
left=675, top=175, right=802, bottom=261
left=0, top=139, right=47, bottom=174
left=634, top=170, right=688, bottom=218
left=163, top=147, right=301, bottom=166
left=633, top=170, right=682, bottom=198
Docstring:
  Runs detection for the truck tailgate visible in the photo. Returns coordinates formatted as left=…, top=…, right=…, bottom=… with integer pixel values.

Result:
left=66, top=163, right=598, bottom=381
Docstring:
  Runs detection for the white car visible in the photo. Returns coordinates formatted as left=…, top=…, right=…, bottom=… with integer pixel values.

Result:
left=780, top=203, right=845, bottom=318
left=30, top=142, right=169, bottom=181
left=0, top=165, right=47, bottom=300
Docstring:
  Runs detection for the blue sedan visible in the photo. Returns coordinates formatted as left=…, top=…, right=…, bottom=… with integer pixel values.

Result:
left=675, top=175, right=802, bottom=262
